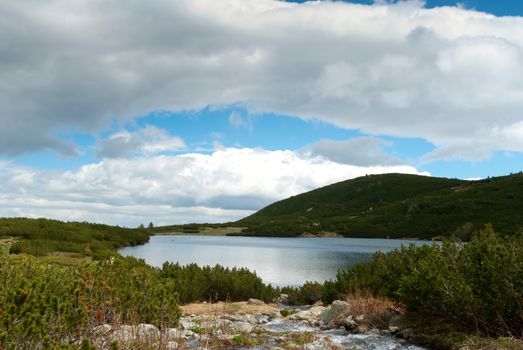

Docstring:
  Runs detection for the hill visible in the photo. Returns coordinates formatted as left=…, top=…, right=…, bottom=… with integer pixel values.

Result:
left=0, top=217, right=150, bottom=259
left=235, top=172, right=523, bottom=239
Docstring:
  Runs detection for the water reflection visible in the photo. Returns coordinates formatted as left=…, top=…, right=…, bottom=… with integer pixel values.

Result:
left=119, top=236, right=430, bottom=287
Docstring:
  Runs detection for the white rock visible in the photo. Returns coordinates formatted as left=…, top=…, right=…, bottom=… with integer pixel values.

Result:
left=321, top=300, right=351, bottom=325
left=137, top=323, right=160, bottom=340
left=112, top=325, right=135, bottom=344
left=181, top=329, right=195, bottom=339
left=293, top=306, right=326, bottom=321
left=166, top=328, right=179, bottom=340
left=93, top=324, right=112, bottom=335
left=180, top=319, right=197, bottom=330
left=166, top=340, right=179, bottom=350
left=217, top=334, right=234, bottom=341
left=230, top=321, right=254, bottom=333
left=247, top=298, right=266, bottom=305
left=200, top=319, right=232, bottom=328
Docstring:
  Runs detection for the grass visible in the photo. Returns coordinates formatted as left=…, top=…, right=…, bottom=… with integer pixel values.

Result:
left=152, top=226, right=247, bottom=236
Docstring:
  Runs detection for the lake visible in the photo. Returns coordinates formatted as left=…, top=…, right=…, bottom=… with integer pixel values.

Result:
left=119, top=235, right=432, bottom=287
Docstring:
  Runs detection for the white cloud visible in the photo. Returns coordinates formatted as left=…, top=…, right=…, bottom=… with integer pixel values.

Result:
left=1, top=0, right=523, bottom=160
left=0, top=148, right=427, bottom=226
left=96, top=126, right=186, bottom=158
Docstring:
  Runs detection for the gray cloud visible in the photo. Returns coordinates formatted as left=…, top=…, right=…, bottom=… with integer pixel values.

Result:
left=96, top=126, right=186, bottom=158
left=1, top=0, right=523, bottom=159
left=301, top=137, right=403, bottom=166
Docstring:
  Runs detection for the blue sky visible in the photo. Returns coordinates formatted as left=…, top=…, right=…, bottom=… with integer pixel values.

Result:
left=1, top=0, right=522, bottom=225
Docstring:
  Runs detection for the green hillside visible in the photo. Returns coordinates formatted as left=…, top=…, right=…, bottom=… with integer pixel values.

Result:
left=0, top=217, right=150, bottom=259
left=235, top=173, right=523, bottom=239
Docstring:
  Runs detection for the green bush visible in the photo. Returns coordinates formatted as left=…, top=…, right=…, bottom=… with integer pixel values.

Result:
left=0, top=255, right=180, bottom=349
left=324, top=226, right=523, bottom=337
left=160, top=262, right=277, bottom=303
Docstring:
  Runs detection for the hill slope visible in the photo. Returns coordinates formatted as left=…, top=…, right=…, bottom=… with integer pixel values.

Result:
left=236, top=173, right=523, bottom=239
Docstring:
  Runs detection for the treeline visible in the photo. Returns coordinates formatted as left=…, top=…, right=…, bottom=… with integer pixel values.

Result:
left=1, top=218, right=149, bottom=259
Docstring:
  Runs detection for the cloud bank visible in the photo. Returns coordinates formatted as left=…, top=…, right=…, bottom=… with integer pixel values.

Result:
left=0, top=148, right=426, bottom=226
left=1, top=0, right=523, bottom=160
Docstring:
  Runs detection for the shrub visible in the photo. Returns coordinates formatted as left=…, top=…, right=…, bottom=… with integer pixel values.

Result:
left=0, top=255, right=180, bottom=349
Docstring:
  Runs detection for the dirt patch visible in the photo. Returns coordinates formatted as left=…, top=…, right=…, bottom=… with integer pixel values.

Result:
left=181, top=301, right=277, bottom=316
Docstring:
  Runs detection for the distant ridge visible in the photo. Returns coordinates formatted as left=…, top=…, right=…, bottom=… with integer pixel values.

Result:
left=234, top=172, right=523, bottom=239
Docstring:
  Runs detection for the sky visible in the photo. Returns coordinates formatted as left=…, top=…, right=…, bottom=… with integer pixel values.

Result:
left=1, top=0, right=523, bottom=226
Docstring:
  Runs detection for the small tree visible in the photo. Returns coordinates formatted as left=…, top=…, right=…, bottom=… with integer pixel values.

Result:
left=148, top=222, right=154, bottom=229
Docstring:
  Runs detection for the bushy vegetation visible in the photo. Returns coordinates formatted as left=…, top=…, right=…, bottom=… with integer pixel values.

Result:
left=316, top=226, right=523, bottom=338
left=236, top=173, right=523, bottom=239
left=1, top=218, right=149, bottom=259
left=0, top=255, right=180, bottom=349
left=160, top=262, right=277, bottom=303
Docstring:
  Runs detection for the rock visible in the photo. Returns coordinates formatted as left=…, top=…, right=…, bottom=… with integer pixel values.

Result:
left=389, top=326, right=400, bottom=334
left=341, top=315, right=357, bottom=331
left=166, top=340, right=179, bottom=350
left=166, top=328, right=179, bottom=340
left=354, top=324, right=370, bottom=334
left=230, top=321, right=254, bottom=333
left=181, top=329, right=195, bottom=339
left=217, top=334, right=234, bottom=341
left=93, top=324, right=112, bottom=335
left=355, top=314, right=366, bottom=322
left=396, top=328, right=414, bottom=340
left=247, top=298, right=266, bottom=305
left=229, top=313, right=257, bottom=324
left=200, top=319, right=232, bottom=328
left=180, top=319, right=197, bottom=330
left=137, top=323, right=160, bottom=340
left=321, top=300, right=351, bottom=325
left=293, top=306, right=326, bottom=322
left=255, top=314, right=270, bottom=324
left=112, top=325, right=135, bottom=344
left=279, top=293, right=289, bottom=304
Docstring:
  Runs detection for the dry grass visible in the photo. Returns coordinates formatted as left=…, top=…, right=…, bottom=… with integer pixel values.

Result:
left=457, top=336, right=523, bottom=350
left=346, top=290, right=399, bottom=316
left=344, top=290, right=403, bottom=328
left=181, top=301, right=277, bottom=317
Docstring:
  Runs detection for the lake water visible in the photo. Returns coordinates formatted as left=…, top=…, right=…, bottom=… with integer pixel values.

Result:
left=119, top=235, right=431, bottom=287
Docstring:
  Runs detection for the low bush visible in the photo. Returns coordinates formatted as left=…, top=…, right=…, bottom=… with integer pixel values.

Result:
left=160, top=262, right=277, bottom=303
left=323, top=226, right=523, bottom=337
left=0, top=255, right=180, bottom=349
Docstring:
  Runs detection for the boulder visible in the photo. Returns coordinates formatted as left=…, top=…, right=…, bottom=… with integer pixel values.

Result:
left=279, top=294, right=289, bottom=304
left=230, top=321, right=254, bottom=333
left=247, top=298, right=265, bottom=305
left=341, top=315, right=357, bottom=331
left=166, top=340, right=179, bottom=350
left=166, top=328, right=179, bottom=340
left=200, top=319, right=232, bottom=329
left=181, top=329, right=195, bottom=339
left=321, top=300, right=351, bottom=325
left=255, top=314, right=270, bottom=324
left=112, top=325, right=135, bottom=344
left=292, top=306, right=326, bottom=324
left=217, top=334, right=234, bottom=341
left=179, top=319, right=197, bottom=330
left=137, top=323, right=160, bottom=341
left=93, top=324, right=112, bottom=336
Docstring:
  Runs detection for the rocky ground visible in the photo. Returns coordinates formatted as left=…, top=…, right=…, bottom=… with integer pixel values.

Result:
left=92, top=298, right=426, bottom=349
